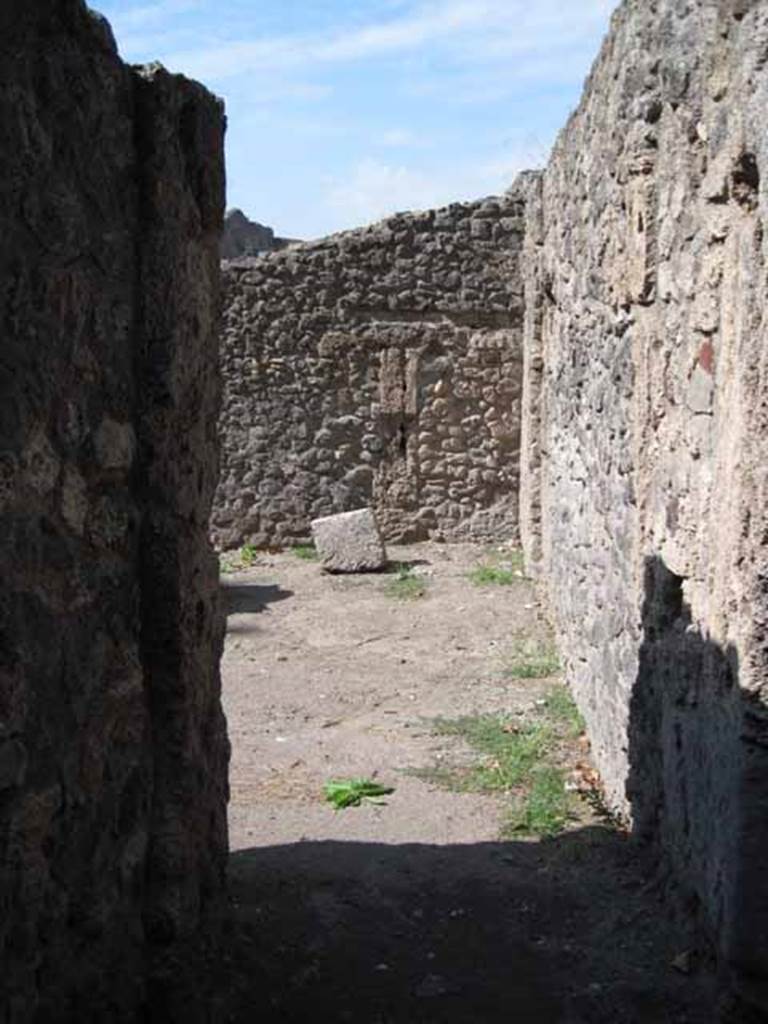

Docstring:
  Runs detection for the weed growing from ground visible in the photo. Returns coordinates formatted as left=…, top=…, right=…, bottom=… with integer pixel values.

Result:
left=468, top=565, right=518, bottom=586
left=384, top=564, right=427, bottom=601
left=544, top=684, right=585, bottom=736
left=503, top=638, right=561, bottom=679
left=220, top=543, right=260, bottom=573
left=503, top=766, right=570, bottom=839
left=427, top=715, right=553, bottom=792
left=240, top=543, right=259, bottom=567
left=468, top=547, right=526, bottom=587
left=411, top=685, right=590, bottom=839
left=292, top=544, right=319, bottom=561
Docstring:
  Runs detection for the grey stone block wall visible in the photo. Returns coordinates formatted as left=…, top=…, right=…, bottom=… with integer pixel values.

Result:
left=520, top=0, right=768, bottom=1011
left=213, top=195, right=525, bottom=550
left=0, top=2, right=228, bottom=1019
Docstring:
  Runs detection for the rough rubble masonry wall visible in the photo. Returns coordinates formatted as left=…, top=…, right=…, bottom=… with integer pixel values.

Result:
left=213, top=195, right=524, bottom=549
left=0, top=2, right=228, bottom=1019
left=520, top=0, right=768, bottom=1009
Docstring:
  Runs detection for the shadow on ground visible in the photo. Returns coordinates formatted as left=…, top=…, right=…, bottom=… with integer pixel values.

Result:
left=219, top=829, right=716, bottom=1024
left=222, top=582, right=294, bottom=616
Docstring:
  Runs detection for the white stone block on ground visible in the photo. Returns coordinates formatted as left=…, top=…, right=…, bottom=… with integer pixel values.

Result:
left=311, top=508, right=387, bottom=574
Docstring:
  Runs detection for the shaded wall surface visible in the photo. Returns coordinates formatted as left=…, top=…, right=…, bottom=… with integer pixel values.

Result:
left=0, top=1, right=228, bottom=1019
left=520, top=0, right=768, bottom=1010
left=214, top=195, right=525, bottom=549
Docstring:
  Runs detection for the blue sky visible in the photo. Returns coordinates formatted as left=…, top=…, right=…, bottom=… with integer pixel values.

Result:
left=96, top=0, right=616, bottom=239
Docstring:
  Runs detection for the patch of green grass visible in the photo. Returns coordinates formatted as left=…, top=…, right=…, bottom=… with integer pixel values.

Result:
left=430, top=715, right=553, bottom=792
left=468, top=564, right=518, bottom=587
left=240, top=543, right=259, bottom=567
left=323, top=778, right=395, bottom=810
left=469, top=548, right=527, bottom=587
left=412, top=688, right=589, bottom=840
left=219, top=543, right=260, bottom=573
left=384, top=564, right=427, bottom=601
left=503, top=639, right=561, bottom=679
left=292, top=544, right=319, bottom=561
left=543, top=684, right=585, bottom=738
left=490, top=547, right=526, bottom=574
left=503, top=766, right=573, bottom=839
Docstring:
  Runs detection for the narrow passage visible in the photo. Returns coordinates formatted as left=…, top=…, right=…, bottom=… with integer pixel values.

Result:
left=219, top=543, right=714, bottom=1023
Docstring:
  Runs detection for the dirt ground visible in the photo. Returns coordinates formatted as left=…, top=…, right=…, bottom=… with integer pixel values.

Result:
left=218, top=542, right=718, bottom=1023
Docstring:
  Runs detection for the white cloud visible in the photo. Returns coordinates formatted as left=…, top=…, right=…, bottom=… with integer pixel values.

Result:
left=249, top=81, right=335, bottom=104
left=157, top=0, right=614, bottom=83
left=315, top=1, right=485, bottom=60
left=158, top=1, right=487, bottom=79
left=322, top=149, right=542, bottom=230
left=113, top=0, right=203, bottom=31
left=377, top=128, right=419, bottom=148
left=325, top=159, right=438, bottom=225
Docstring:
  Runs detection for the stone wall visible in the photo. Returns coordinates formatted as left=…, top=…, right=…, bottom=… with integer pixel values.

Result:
left=213, top=195, right=525, bottom=550
left=0, top=2, right=228, bottom=1019
left=520, top=0, right=768, bottom=1011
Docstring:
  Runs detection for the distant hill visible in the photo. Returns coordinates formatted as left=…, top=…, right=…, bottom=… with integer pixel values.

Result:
left=221, top=209, right=300, bottom=260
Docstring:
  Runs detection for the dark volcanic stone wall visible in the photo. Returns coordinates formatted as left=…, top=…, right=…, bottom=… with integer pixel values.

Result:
left=213, top=195, right=524, bottom=550
left=0, top=2, right=228, bottom=1019
left=520, top=0, right=768, bottom=1011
